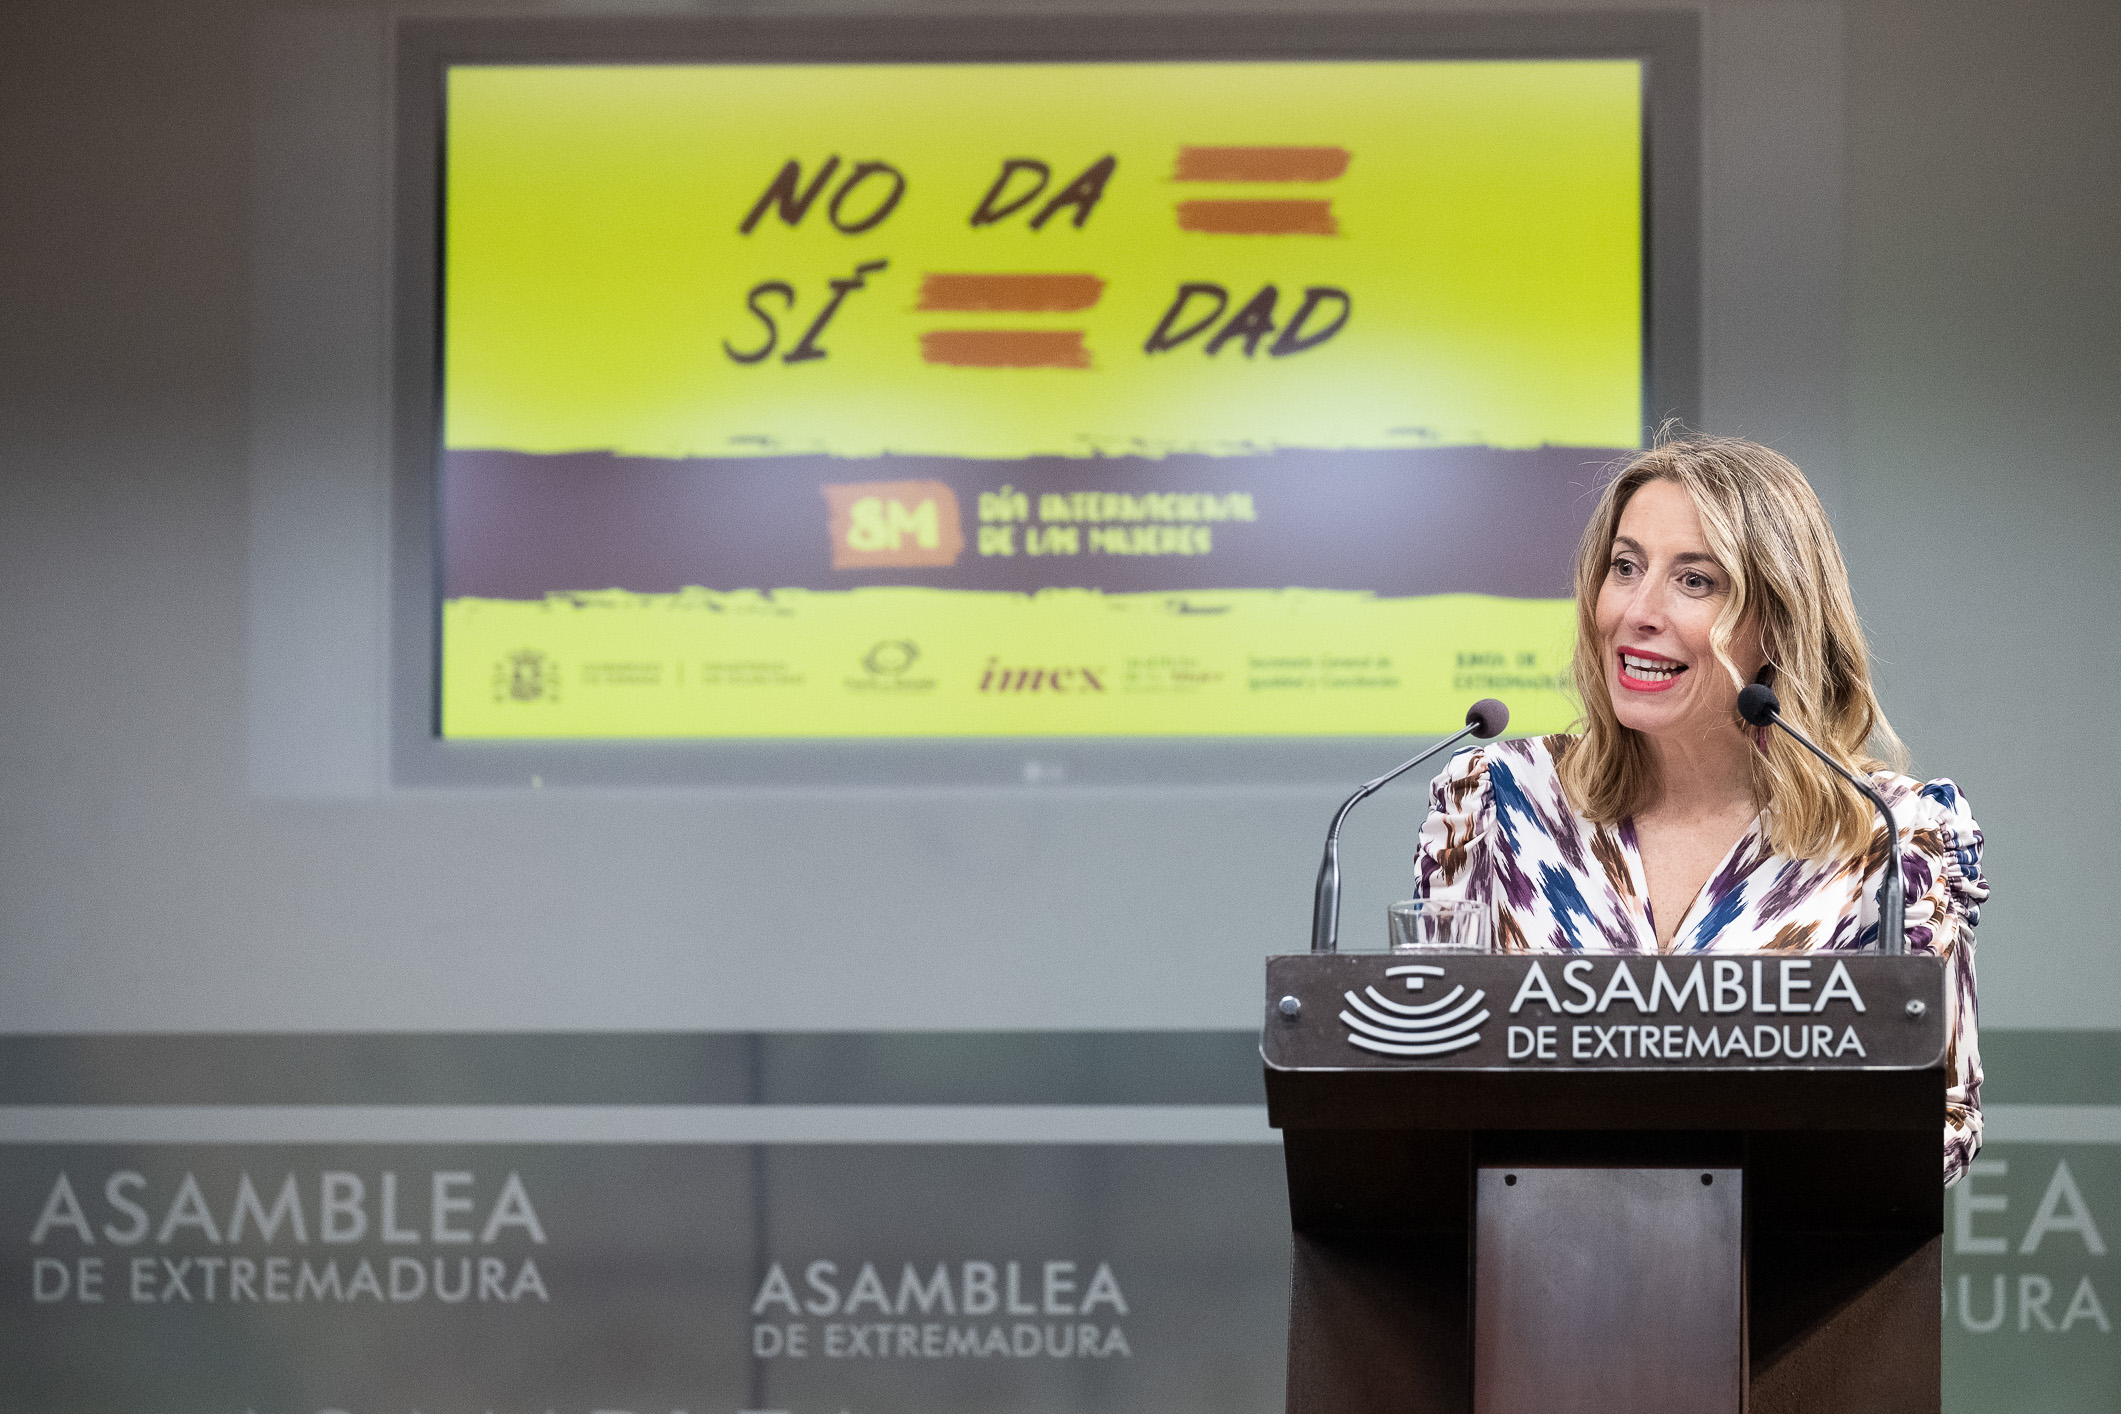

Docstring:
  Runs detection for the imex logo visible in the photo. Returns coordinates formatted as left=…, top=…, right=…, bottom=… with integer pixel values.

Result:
left=978, top=658, right=1106, bottom=694
left=822, top=480, right=965, bottom=569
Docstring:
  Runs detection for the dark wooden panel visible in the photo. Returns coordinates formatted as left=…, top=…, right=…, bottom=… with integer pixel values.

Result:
left=1265, top=1064, right=1943, bottom=1134
left=1284, top=1129, right=1469, bottom=1233
left=1288, top=1231, right=1470, bottom=1414
left=1748, top=1130, right=1944, bottom=1233
left=1750, top=1235, right=1941, bottom=1414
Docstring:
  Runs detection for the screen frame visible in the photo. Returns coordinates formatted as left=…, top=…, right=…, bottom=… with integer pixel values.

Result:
left=390, top=11, right=1700, bottom=788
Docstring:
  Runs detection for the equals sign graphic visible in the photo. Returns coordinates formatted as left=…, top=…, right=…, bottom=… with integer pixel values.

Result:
left=916, top=273, right=1105, bottom=368
left=1172, top=146, right=1350, bottom=235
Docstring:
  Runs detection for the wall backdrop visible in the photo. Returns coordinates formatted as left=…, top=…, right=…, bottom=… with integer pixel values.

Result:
left=1, top=0, right=2116, bottom=1410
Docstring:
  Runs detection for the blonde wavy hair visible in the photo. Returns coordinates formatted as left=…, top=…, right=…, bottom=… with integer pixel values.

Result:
left=1557, top=433, right=1907, bottom=861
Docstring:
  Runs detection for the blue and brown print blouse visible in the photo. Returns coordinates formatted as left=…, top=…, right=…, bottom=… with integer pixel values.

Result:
left=1414, top=734, right=1988, bottom=1185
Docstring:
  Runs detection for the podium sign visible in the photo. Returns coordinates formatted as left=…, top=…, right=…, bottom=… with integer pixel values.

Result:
left=1262, top=952, right=1949, bottom=1414
left=1265, top=952, right=1945, bottom=1072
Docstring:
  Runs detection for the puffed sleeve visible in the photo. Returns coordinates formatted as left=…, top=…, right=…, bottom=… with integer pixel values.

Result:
left=1899, top=779, right=1989, bottom=1187
left=1414, top=746, right=1495, bottom=902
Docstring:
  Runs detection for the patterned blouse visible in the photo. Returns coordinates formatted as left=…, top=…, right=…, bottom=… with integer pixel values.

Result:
left=1414, top=734, right=1989, bottom=1186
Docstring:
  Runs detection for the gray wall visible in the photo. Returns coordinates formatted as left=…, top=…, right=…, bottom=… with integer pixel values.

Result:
left=0, top=0, right=2114, bottom=1033
left=1841, top=0, right=2121, bottom=1027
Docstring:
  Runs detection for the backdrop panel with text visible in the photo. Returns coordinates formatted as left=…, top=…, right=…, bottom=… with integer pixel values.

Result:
left=7, top=1144, right=1288, bottom=1414
left=7, top=1139, right=2116, bottom=1413
left=438, top=60, right=1644, bottom=738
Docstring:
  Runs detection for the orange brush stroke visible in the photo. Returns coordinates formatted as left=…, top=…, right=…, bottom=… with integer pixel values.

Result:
left=918, top=273, right=1105, bottom=312
left=1173, top=146, right=1350, bottom=182
left=919, top=330, right=1091, bottom=369
left=1176, top=200, right=1339, bottom=235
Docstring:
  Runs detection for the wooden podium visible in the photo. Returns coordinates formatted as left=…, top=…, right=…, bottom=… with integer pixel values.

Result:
left=1262, top=952, right=1947, bottom=1414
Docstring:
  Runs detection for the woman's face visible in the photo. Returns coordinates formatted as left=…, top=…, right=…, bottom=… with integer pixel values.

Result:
left=1594, top=478, right=1766, bottom=743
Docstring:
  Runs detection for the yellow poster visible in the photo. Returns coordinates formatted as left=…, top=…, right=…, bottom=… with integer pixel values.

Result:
left=439, top=59, right=1642, bottom=738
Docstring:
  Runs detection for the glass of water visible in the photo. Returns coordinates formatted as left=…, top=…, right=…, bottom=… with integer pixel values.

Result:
left=1387, top=897, right=1492, bottom=952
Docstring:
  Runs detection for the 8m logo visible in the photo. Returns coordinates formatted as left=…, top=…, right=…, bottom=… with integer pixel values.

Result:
left=823, top=480, right=965, bottom=569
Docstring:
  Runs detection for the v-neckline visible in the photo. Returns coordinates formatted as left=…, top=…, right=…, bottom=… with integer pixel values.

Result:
left=1623, top=812, right=1766, bottom=953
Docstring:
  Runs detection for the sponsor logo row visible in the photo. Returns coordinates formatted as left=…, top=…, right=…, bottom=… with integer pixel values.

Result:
left=497, top=643, right=1409, bottom=702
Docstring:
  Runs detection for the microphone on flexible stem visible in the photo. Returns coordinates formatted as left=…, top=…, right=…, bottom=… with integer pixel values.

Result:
left=1736, top=682, right=1904, bottom=956
left=1310, top=699, right=1510, bottom=954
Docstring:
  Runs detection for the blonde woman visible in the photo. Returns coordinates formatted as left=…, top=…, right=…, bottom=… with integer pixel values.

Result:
left=1413, top=434, right=1987, bottom=1183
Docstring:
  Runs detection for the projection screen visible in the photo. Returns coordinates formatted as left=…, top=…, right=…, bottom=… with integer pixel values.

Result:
left=392, top=16, right=1699, bottom=784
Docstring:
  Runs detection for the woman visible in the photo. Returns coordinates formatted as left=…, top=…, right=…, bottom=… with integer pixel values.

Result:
left=1414, top=435, right=1987, bottom=1184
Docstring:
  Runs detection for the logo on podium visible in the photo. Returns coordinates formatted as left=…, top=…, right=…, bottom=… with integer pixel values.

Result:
left=1338, top=964, right=1490, bottom=1056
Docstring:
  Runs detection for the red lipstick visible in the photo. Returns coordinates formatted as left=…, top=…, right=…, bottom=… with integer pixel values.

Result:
left=1616, top=647, right=1687, bottom=694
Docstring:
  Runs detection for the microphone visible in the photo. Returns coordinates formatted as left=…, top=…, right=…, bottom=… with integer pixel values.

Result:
left=1736, top=683, right=1904, bottom=955
left=1309, top=699, right=1509, bottom=953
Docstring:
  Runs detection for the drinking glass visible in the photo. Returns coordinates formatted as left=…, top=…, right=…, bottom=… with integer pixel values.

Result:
left=1387, top=897, right=1492, bottom=952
